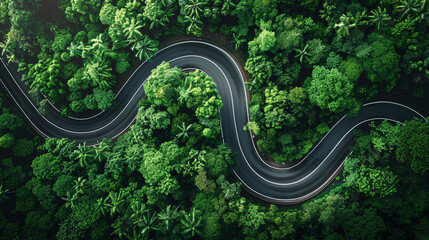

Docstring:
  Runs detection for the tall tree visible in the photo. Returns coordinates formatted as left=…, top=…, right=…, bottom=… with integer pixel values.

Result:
left=181, top=208, right=202, bottom=238
left=105, top=191, right=125, bottom=216
left=176, top=122, right=193, bottom=140
left=334, top=14, right=356, bottom=38
left=158, top=205, right=180, bottom=231
left=397, top=0, right=421, bottom=19
left=71, top=142, right=95, bottom=167
left=184, top=0, right=205, bottom=19
left=130, top=36, right=159, bottom=61
left=123, top=18, right=143, bottom=39
left=368, top=7, right=391, bottom=30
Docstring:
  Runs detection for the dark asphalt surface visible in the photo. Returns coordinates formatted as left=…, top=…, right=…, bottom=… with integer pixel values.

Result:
left=0, top=41, right=426, bottom=204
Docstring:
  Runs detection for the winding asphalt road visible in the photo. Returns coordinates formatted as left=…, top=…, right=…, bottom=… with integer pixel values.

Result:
left=0, top=40, right=426, bottom=204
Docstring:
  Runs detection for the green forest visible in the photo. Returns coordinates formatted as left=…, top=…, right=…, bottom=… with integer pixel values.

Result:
left=1, top=0, right=429, bottom=239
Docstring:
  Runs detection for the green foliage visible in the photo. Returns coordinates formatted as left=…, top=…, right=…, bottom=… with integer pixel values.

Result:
left=252, top=0, right=277, bottom=21
left=12, top=138, right=33, bottom=157
left=93, top=87, right=115, bottom=111
left=357, top=165, right=398, bottom=198
left=245, top=55, right=274, bottom=89
left=139, top=142, right=181, bottom=198
left=363, top=33, right=400, bottom=90
left=307, top=66, right=358, bottom=113
left=0, top=112, right=24, bottom=131
left=31, top=153, right=62, bottom=180
left=144, top=62, right=183, bottom=108
left=1, top=1, right=429, bottom=239
left=368, top=6, right=391, bottom=30
left=99, top=3, right=118, bottom=25
left=263, top=85, right=306, bottom=129
left=0, top=0, right=8, bottom=25
left=25, top=210, right=53, bottom=230
left=52, top=28, right=73, bottom=53
left=23, top=57, right=65, bottom=103
left=129, top=35, right=159, bottom=61
left=277, top=17, right=303, bottom=53
left=143, top=0, right=176, bottom=30
left=338, top=57, right=364, bottom=82
left=307, top=38, right=328, bottom=65
left=181, top=208, right=203, bottom=238
left=83, top=60, right=115, bottom=90
left=0, top=133, right=14, bottom=149
left=340, top=205, right=386, bottom=240
left=26, top=178, right=56, bottom=210
left=115, top=51, right=131, bottom=74
left=1, top=158, right=25, bottom=190
left=14, top=186, right=36, bottom=213
left=238, top=203, right=267, bottom=236
left=53, top=175, right=75, bottom=198
left=249, top=29, right=276, bottom=54
left=195, top=167, right=216, bottom=192
left=396, top=119, right=429, bottom=174
left=334, top=14, right=357, bottom=38
left=325, top=52, right=343, bottom=69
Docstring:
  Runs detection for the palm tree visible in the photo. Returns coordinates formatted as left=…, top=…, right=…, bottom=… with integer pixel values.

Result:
left=181, top=208, right=202, bottom=238
left=334, top=14, right=356, bottom=38
left=368, top=6, right=391, bottom=30
left=74, top=177, right=87, bottom=195
left=125, top=0, right=140, bottom=10
left=73, top=142, right=95, bottom=167
left=1, top=37, right=17, bottom=63
left=91, top=34, right=103, bottom=49
left=130, top=36, right=158, bottom=61
left=177, top=77, right=196, bottom=104
left=62, top=191, right=77, bottom=208
left=185, top=0, right=206, bottom=19
left=112, top=215, right=134, bottom=239
left=221, top=0, right=236, bottom=14
left=67, top=42, right=80, bottom=57
left=106, top=191, right=125, bottom=216
left=184, top=15, right=203, bottom=36
left=397, top=0, right=421, bottom=19
left=176, top=122, right=193, bottom=140
left=232, top=33, right=246, bottom=50
left=77, top=41, right=91, bottom=58
left=130, top=202, right=158, bottom=237
left=95, top=197, right=108, bottom=215
left=85, top=60, right=114, bottom=90
left=372, top=137, right=387, bottom=151
left=294, top=44, right=311, bottom=63
left=139, top=211, right=158, bottom=237
left=160, top=0, right=174, bottom=7
left=158, top=205, right=180, bottom=231
left=123, top=18, right=143, bottom=40
left=149, top=16, right=166, bottom=30
left=94, top=140, right=110, bottom=162
left=416, top=0, right=429, bottom=22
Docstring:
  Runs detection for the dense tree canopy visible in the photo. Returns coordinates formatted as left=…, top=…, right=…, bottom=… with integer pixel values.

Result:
left=306, top=66, right=358, bottom=113
left=395, top=119, right=429, bottom=174
left=1, top=0, right=429, bottom=239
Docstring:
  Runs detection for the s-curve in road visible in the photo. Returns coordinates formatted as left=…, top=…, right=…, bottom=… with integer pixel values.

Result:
left=0, top=40, right=426, bottom=204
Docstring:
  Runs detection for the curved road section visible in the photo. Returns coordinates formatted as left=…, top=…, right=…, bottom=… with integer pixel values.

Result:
left=0, top=41, right=426, bottom=204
